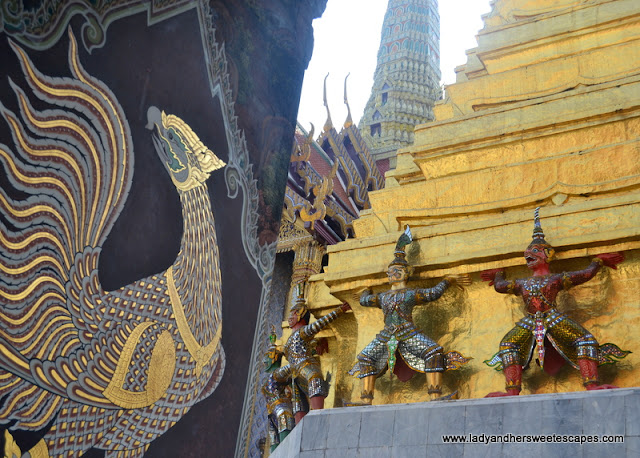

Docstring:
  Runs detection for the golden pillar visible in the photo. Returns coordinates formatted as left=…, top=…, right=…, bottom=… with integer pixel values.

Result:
left=287, top=241, right=325, bottom=316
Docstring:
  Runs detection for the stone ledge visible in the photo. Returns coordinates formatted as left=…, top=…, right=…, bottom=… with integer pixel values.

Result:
left=271, top=387, right=640, bottom=457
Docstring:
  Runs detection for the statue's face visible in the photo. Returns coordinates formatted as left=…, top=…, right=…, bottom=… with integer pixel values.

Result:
left=524, top=243, right=550, bottom=270
left=288, top=310, right=299, bottom=328
left=387, top=265, right=408, bottom=284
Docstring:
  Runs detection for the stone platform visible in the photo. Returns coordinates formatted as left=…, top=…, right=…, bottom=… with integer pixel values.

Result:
left=271, top=388, right=640, bottom=457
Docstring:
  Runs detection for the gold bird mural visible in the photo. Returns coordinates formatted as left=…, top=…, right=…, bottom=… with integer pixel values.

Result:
left=0, top=29, right=226, bottom=457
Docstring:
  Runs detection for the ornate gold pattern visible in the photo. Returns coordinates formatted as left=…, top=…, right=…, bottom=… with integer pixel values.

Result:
left=103, top=323, right=176, bottom=408
left=0, top=0, right=196, bottom=52
left=291, top=241, right=325, bottom=286
left=276, top=213, right=314, bottom=254
left=291, top=124, right=313, bottom=163
left=4, top=430, right=22, bottom=458
left=286, top=120, right=384, bottom=241
left=299, top=162, right=338, bottom=229
left=286, top=241, right=326, bottom=316
left=29, top=439, right=50, bottom=458
left=166, top=266, right=221, bottom=377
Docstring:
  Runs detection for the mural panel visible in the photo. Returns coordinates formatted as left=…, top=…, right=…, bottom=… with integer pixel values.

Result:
left=0, top=1, right=321, bottom=456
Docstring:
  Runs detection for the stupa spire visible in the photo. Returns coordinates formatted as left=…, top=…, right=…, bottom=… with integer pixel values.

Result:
left=359, top=0, right=442, bottom=170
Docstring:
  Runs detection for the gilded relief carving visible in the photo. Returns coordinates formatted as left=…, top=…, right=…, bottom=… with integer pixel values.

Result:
left=0, top=30, right=225, bottom=457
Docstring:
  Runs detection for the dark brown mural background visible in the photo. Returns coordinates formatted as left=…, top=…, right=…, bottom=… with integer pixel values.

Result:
left=0, top=1, right=325, bottom=457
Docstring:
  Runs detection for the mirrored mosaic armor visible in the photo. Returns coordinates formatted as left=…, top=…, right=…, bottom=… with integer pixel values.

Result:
left=348, top=226, right=470, bottom=403
left=260, top=328, right=294, bottom=451
left=350, top=282, right=458, bottom=377
left=486, top=266, right=626, bottom=373
left=261, top=365, right=294, bottom=450
left=284, top=306, right=346, bottom=414
left=483, top=208, right=629, bottom=395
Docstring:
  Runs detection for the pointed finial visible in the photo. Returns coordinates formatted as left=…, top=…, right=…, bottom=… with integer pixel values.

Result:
left=528, top=206, right=554, bottom=256
left=307, top=122, right=315, bottom=142
left=323, top=73, right=333, bottom=132
left=532, top=207, right=544, bottom=241
left=343, top=73, right=353, bottom=128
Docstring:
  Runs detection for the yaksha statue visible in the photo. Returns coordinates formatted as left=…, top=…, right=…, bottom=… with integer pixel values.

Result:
left=349, top=226, right=471, bottom=404
left=482, top=207, right=630, bottom=396
left=284, top=296, right=351, bottom=422
left=261, top=328, right=294, bottom=452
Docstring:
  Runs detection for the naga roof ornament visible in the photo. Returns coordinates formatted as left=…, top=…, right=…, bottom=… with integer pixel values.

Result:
left=323, top=72, right=333, bottom=133
left=343, top=73, right=353, bottom=129
left=291, top=123, right=314, bottom=163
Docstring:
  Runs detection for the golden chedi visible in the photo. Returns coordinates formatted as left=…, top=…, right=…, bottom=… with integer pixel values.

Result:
left=302, top=0, right=640, bottom=406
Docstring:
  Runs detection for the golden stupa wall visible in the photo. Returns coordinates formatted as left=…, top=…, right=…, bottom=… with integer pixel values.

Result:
left=299, top=0, right=640, bottom=406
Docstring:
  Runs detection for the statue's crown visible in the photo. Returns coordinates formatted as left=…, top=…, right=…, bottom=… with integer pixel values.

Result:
left=389, top=225, right=412, bottom=268
left=529, top=207, right=552, bottom=248
left=289, top=282, right=309, bottom=322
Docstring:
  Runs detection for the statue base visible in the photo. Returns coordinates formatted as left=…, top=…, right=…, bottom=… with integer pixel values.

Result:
left=271, top=388, right=640, bottom=457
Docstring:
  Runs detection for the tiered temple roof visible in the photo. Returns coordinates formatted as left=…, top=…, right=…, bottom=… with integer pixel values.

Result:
left=282, top=114, right=384, bottom=247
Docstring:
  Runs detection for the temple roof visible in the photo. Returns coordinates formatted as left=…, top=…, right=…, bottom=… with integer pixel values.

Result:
left=281, top=121, right=384, bottom=247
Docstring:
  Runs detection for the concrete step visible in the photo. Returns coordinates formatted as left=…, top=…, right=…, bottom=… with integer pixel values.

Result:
left=271, top=387, right=640, bottom=457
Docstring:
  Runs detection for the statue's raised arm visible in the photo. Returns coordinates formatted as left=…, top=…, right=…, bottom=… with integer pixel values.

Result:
left=359, top=289, right=380, bottom=308
left=560, top=252, right=624, bottom=289
left=481, top=269, right=520, bottom=295
left=301, top=302, right=351, bottom=339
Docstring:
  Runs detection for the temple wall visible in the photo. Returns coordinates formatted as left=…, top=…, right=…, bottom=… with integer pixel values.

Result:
left=0, top=2, right=325, bottom=457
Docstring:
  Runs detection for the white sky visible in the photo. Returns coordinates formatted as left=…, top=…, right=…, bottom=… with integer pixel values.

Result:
left=297, top=0, right=494, bottom=132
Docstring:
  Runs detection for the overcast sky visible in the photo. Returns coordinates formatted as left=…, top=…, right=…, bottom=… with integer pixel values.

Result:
left=297, top=0, right=493, bottom=132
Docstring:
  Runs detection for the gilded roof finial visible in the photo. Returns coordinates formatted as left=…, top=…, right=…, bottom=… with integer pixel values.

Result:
left=291, top=123, right=314, bottom=163
left=343, top=73, right=353, bottom=128
left=323, top=73, right=333, bottom=132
